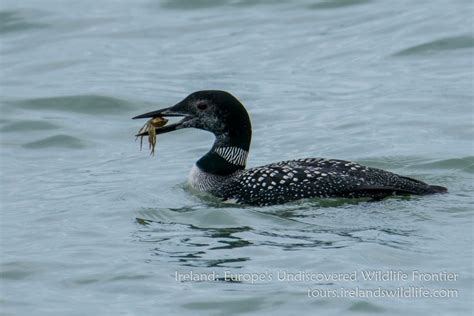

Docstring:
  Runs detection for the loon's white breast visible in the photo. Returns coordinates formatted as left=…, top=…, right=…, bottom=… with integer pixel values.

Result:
left=188, top=164, right=232, bottom=193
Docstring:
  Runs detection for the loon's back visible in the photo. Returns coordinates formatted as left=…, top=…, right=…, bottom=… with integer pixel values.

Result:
left=207, top=158, right=447, bottom=206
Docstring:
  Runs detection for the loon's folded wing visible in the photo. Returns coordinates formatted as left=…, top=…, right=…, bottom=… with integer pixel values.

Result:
left=337, top=185, right=415, bottom=198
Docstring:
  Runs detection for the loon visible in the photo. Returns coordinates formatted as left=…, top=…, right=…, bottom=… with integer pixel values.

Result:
left=133, top=90, right=447, bottom=206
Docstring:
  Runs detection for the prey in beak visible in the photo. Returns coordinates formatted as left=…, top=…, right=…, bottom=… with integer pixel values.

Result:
left=133, top=107, right=192, bottom=137
left=134, top=116, right=167, bottom=155
left=132, top=106, right=193, bottom=155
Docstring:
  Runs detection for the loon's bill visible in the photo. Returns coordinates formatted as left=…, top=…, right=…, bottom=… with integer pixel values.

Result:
left=133, top=90, right=447, bottom=206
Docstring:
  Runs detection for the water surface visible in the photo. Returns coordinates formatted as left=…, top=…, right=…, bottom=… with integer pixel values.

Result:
left=1, top=0, right=473, bottom=315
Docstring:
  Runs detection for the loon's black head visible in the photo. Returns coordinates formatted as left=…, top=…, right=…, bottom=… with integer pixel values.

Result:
left=133, top=90, right=252, bottom=150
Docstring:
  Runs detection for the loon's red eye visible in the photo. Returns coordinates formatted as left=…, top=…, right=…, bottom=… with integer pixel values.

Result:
left=197, top=102, right=208, bottom=110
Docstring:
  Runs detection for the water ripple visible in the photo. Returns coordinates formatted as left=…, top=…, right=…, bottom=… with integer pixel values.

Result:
left=0, top=120, right=59, bottom=132
left=308, top=0, right=372, bottom=10
left=393, top=35, right=474, bottom=56
left=22, top=134, right=86, bottom=149
left=10, top=95, right=133, bottom=115
left=0, top=10, right=49, bottom=34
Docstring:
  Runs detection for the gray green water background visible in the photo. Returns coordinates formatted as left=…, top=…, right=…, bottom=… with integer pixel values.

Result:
left=1, top=0, right=473, bottom=315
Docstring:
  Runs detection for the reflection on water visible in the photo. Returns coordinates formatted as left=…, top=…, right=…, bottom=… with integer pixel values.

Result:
left=135, top=202, right=418, bottom=268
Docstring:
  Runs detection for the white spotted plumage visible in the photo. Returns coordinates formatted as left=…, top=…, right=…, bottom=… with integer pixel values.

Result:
left=187, top=157, right=441, bottom=206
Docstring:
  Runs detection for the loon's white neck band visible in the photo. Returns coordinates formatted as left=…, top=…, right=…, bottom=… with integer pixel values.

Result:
left=213, top=146, right=248, bottom=166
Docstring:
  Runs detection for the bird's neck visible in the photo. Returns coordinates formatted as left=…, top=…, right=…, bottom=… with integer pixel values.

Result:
left=196, top=133, right=250, bottom=175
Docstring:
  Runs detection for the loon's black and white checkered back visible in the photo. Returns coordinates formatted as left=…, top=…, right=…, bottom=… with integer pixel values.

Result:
left=189, top=157, right=445, bottom=206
